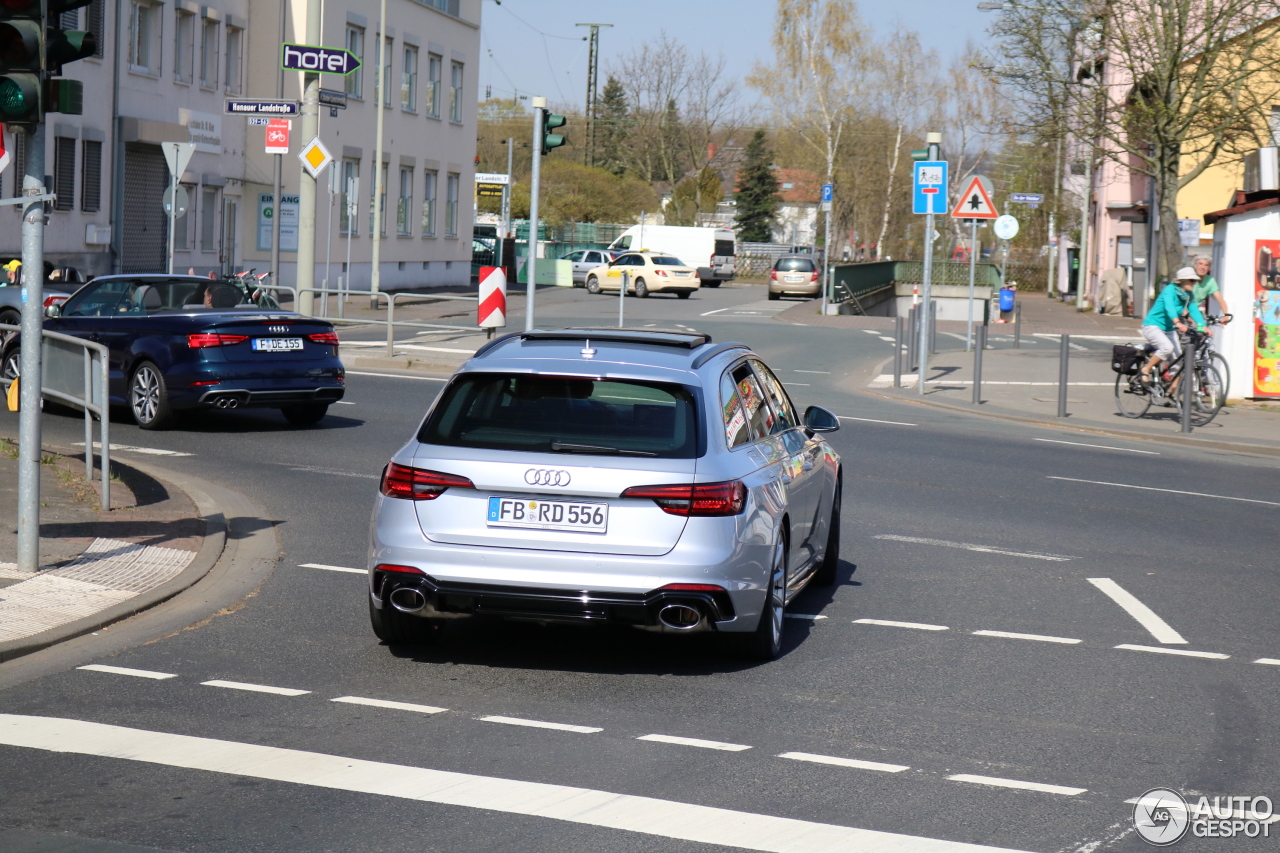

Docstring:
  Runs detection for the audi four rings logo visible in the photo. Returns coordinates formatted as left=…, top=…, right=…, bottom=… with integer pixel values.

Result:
left=525, top=468, right=571, bottom=487
left=270, top=325, right=289, bottom=333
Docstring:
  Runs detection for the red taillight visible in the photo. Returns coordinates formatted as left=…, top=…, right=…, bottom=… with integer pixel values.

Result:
left=811, top=271, right=820, bottom=281
left=769, top=270, right=777, bottom=280
left=659, top=583, right=726, bottom=592
left=380, top=462, right=474, bottom=500
left=188, top=333, right=248, bottom=348
left=189, top=380, right=221, bottom=387
left=654, top=269, right=668, bottom=277
left=43, top=295, right=67, bottom=308
left=374, top=563, right=424, bottom=574
left=309, top=331, right=340, bottom=346
left=620, top=480, right=747, bottom=517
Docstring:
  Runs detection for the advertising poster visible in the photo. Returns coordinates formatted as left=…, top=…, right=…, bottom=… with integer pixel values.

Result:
left=1253, top=239, right=1280, bottom=397
left=257, top=194, right=299, bottom=252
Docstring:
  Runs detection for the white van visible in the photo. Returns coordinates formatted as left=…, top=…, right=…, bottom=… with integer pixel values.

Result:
left=607, top=226, right=736, bottom=287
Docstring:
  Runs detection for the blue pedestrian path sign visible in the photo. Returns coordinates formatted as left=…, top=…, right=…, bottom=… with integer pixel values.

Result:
left=913, top=161, right=948, bottom=215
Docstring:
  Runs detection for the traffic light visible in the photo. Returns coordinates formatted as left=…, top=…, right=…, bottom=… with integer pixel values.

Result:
left=0, top=0, right=44, bottom=128
left=910, top=149, right=929, bottom=161
left=540, top=108, right=567, bottom=155
left=45, top=0, right=95, bottom=115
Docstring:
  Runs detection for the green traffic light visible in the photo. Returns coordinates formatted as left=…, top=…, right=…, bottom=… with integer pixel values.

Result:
left=0, top=76, right=36, bottom=118
left=910, top=149, right=929, bottom=161
left=545, top=113, right=567, bottom=131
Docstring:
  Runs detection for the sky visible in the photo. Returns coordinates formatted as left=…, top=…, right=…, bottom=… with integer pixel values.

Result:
left=477, top=0, right=994, bottom=112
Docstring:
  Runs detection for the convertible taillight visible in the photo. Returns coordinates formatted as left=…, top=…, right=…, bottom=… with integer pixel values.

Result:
left=308, top=331, right=340, bottom=346
left=620, top=481, right=747, bottom=517
left=187, top=333, right=248, bottom=348
left=380, top=462, right=474, bottom=500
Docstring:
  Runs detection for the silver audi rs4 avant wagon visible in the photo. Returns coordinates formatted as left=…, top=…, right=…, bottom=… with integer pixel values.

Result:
left=367, top=329, right=842, bottom=660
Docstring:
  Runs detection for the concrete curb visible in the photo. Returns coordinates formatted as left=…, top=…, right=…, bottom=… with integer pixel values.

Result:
left=343, top=354, right=465, bottom=375
left=0, top=449, right=227, bottom=663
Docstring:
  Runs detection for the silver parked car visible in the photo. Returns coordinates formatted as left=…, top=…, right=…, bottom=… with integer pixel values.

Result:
left=561, top=249, right=616, bottom=285
left=367, top=329, right=842, bottom=660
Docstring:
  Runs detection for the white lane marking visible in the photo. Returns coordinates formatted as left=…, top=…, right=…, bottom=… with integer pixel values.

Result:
left=0, top=715, right=1036, bottom=853
left=1035, top=333, right=1141, bottom=342
left=971, top=630, right=1081, bottom=645
left=637, top=734, right=752, bottom=752
left=201, top=680, right=311, bottom=696
left=874, top=534, right=1075, bottom=562
left=878, top=336, right=896, bottom=342
left=837, top=415, right=918, bottom=426
left=300, top=563, right=365, bottom=574
left=699, top=306, right=734, bottom=316
left=75, top=442, right=192, bottom=457
left=1122, top=797, right=1280, bottom=823
left=947, top=774, right=1087, bottom=796
left=341, top=341, right=474, bottom=354
left=794, top=370, right=831, bottom=374
left=1255, top=658, right=1280, bottom=666
left=869, top=375, right=1111, bottom=387
left=1086, top=578, right=1187, bottom=644
left=77, top=664, right=177, bottom=680
left=478, top=716, right=603, bottom=734
left=1034, top=438, right=1158, bottom=455
left=789, top=383, right=811, bottom=386
left=1050, top=477, right=1280, bottom=508
left=854, top=618, right=949, bottom=631
left=332, top=696, right=447, bottom=714
left=861, top=329, right=881, bottom=335
left=778, top=752, right=909, bottom=773
left=1115, top=644, right=1228, bottom=660
left=284, top=464, right=379, bottom=479
left=345, top=370, right=449, bottom=382
left=336, top=401, right=357, bottom=405
left=785, top=613, right=827, bottom=621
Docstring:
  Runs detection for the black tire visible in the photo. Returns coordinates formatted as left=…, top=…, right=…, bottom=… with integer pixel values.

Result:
left=130, top=362, right=175, bottom=430
left=767, top=291, right=781, bottom=301
left=1208, top=350, right=1231, bottom=398
left=737, top=538, right=786, bottom=662
left=676, top=290, right=691, bottom=299
left=369, top=596, right=434, bottom=645
left=1114, top=372, right=1151, bottom=419
left=634, top=278, right=649, bottom=298
left=2, top=346, right=20, bottom=382
left=0, top=309, right=20, bottom=330
left=702, top=279, right=721, bottom=288
left=585, top=275, right=602, bottom=294
left=281, top=403, right=329, bottom=425
left=1182, top=364, right=1225, bottom=427
left=812, top=485, right=841, bottom=586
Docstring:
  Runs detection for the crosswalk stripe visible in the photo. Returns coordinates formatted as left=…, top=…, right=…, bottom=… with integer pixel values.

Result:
left=0, top=715, right=1034, bottom=852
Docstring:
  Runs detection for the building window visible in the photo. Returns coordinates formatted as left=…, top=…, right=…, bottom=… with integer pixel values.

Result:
left=81, top=140, right=101, bottom=213
left=53, top=137, right=75, bottom=212
left=340, top=159, right=359, bottom=236
left=369, top=161, right=387, bottom=236
left=373, top=34, right=392, bottom=107
left=1270, top=105, right=1280, bottom=147
left=422, top=169, right=436, bottom=236
left=449, top=61, right=463, bottom=122
left=224, top=26, right=242, bottom=93
left=397, top=167, right=412, bottom=235
left=426, top=54, right=441, bottom=117
left=200, top=18, right=218, bottom=88
left=175, top=9, right=195, bottom=84
left=174, top=184, right=194, bottom=250
left=128, top=0, right=160, bottom=75
left=401, top=46, right=417, bottom=112
left=201, top=188, right=218, bottom=252
left=87, top=0, right=104, bottom=57
left=446, top=172, right=459, bottom=237
left=58, top=7, right=78, bottom=29
left=344, top=26, right=363, bottom=98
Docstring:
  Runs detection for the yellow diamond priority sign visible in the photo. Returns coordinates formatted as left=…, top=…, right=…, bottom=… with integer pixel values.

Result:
left=298, top=136, right=332, bottom=179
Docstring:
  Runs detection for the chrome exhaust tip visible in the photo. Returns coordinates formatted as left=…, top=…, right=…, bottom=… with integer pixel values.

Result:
left=225, top=398, right=239, bottom=408
left=214, top=397, right=229, bottom=408
left=657, top=603, right=703, bottom=630
left=389, top=587, right=427, bottom=613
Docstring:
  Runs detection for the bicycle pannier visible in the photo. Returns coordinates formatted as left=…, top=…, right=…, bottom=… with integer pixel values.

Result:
left=1111, top=344, right=1145, bottom=375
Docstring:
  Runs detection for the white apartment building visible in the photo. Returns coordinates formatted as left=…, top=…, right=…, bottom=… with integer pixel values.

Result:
left=2, top=0, right=249, bottom=277
left=242, top=0, right=482, bottom=289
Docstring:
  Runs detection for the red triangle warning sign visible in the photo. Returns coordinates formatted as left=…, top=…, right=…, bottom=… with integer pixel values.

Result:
left=950, top=177, right=998, bottom=220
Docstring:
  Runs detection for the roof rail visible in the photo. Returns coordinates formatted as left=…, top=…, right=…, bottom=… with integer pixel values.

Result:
left=471, top=331, right=522, bottom=359
left=518, top=328, right=712, bottom=349
left=691, top=342, right=749, bottom=369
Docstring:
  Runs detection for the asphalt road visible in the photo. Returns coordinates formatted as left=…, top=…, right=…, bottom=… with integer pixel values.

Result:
left=1, top=283, right=1277, bottom=852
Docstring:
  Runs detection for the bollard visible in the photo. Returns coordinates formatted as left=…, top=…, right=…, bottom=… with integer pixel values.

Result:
left=906, top=306, right=917, bottom=372
left=620, top=271, right=628, bottom=328
left=894, top=315, right=905, bottom=387
left=1014, top=301, right=1022, bottom=349
left=972, top=325, right=985, bottom=404
left=1181, top=334, right=1195, bottom=433
left=1058, top=333, right=1069, bottom=417
left=929, top=298, right=938, bottom=355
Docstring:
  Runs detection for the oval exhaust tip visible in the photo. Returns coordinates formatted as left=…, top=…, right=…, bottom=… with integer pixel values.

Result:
left=389, top=587, right=426, bottom=613
left=658, top=604, right=702, bottom=630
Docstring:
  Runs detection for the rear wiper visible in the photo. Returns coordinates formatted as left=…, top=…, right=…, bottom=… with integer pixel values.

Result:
left=549, top=441, right=656, bottom=457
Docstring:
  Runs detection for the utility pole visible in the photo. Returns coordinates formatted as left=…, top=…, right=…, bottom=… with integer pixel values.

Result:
left=527, top=97, right=545, bottom=331
left=271, top=0, right=285, bottom=289
left=370, top=0, right=388, bottom=293
left=502, top=136, right=513, bottom=239
left=1047, top=132, right=1063, bottom=300
left=16, top=125, right=46, bottom=573
left=574, top=24, right=611, bottom=167
left=296, top=0, right=321, bottom=315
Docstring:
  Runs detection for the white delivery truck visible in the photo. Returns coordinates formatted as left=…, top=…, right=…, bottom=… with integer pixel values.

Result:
left=607, top=226, right=736, bottom=287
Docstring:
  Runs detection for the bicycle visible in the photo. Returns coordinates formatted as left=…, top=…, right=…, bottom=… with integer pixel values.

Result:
left=1114, top=315, right=1229, bottom=426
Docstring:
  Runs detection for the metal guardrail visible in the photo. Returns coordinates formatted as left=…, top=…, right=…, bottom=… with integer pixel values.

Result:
left=1, top=323, right=110, bottom=511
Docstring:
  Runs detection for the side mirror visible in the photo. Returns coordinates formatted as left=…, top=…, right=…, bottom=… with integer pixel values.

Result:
left=803, top=405, right=840, bottom=433
left=45, top=303, right=62, bottom=318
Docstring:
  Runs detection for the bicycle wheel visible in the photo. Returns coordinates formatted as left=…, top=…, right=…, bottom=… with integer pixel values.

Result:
left=1183, top=364, right=1225, bottom=426
left=1208, top=351, right=1230, bottom=398
left=1115, top=372, right=1152, bottom=418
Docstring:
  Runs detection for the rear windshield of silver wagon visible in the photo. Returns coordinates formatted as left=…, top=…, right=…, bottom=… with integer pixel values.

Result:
left=419, top=373, right=701, bottom=458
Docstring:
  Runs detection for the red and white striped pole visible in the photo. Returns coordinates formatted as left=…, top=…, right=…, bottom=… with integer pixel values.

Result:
left=478, top=266, right=507, bottom=336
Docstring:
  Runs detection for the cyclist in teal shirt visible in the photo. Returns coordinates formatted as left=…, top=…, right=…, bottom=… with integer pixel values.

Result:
left=1140, top=267, right=1210, bottom=383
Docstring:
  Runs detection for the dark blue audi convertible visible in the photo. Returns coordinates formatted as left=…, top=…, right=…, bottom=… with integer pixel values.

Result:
left=1, top=274, right=345, bottom=429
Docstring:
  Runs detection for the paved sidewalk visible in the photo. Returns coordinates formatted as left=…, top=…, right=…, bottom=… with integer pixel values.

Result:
left=0, top=443, right=212, bottom=659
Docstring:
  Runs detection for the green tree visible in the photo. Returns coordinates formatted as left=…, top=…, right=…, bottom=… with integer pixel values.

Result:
left=668, top=167, right=723, bottom=226
left=735, top=130, right=781, bottom=242
left=595, top=76, right=631, bottom=176
left=533, top=160, right=659, bottom=225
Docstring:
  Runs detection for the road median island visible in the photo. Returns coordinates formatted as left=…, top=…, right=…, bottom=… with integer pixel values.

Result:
left=0, top=439, right=225, bottom=662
